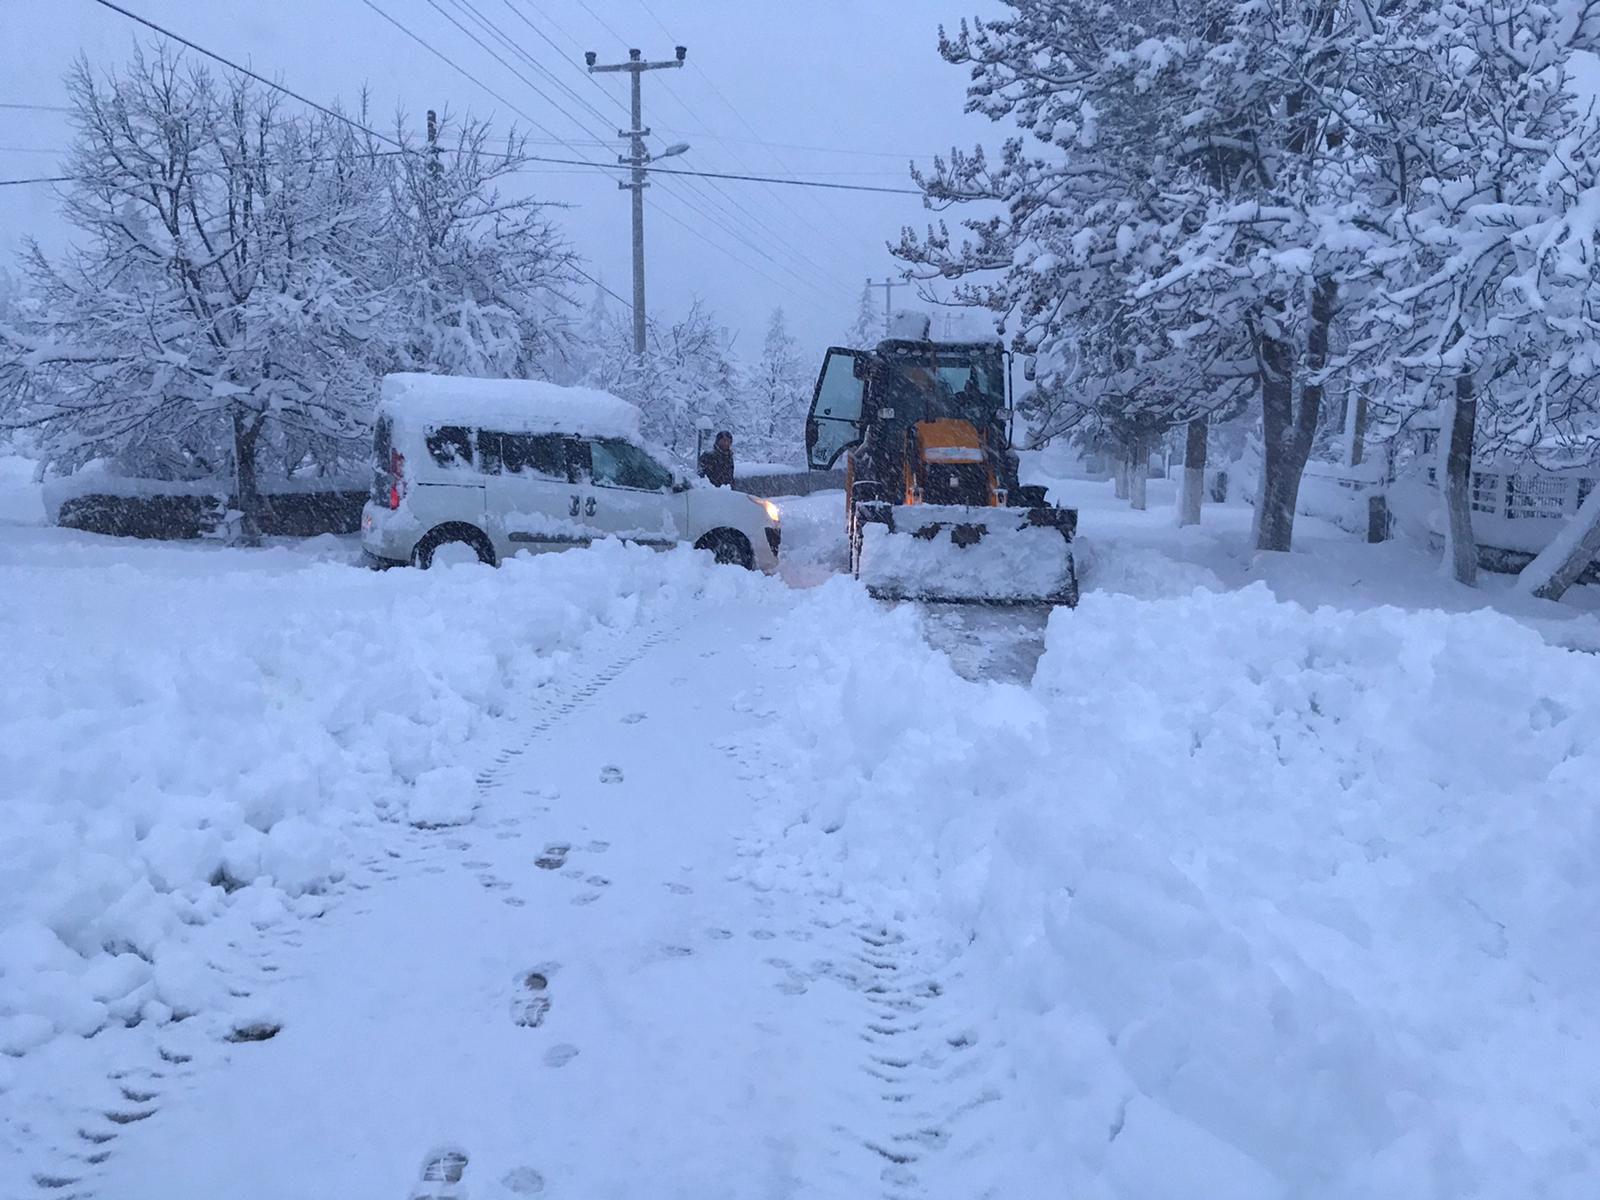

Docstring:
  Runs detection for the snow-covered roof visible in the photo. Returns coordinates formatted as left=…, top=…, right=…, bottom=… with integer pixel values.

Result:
left=379, top=373, right=642, bottom=441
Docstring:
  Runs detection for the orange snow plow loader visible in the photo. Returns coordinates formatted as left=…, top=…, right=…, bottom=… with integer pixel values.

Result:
left=804, top=314, right=1078, bottom=606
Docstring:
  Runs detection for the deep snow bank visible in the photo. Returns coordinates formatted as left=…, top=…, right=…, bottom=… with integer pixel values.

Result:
left=0, top=540, right=755, bottom=1056
left=754, top=580, right=1600, bottom=1198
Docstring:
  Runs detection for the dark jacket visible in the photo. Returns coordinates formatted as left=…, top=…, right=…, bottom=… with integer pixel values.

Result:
left=698, top=447, right=735, bottom=488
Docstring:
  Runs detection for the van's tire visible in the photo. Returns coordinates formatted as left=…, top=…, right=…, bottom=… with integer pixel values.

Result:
left=694, top=528, right=754, bottom=569
left=413, top=523, right=497, bottom=569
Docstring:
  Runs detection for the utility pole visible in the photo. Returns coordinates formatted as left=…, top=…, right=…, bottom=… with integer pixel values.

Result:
left=587, top=45, right=690, bottom=355
left=869, top=277, right=904, bottom=337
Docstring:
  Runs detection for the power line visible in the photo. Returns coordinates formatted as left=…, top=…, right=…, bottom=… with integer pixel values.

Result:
left=358, top=0, right=597, bottom=158
left=526, top=157, right=919, bottom=194
left=0, top=103, right=73, bottom=114
left=394, top=2, right=845, bottom=308
left=0, top=157, right=920, bottom=194
left=493, top=1, right=854, bottom=301
left=624, top=0, right=867, bottom=290
left=85, top=0, right=405, bottom=149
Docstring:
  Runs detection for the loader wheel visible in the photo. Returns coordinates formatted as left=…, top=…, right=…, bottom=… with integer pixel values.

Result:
left=695, top=528, right=754, bottom=569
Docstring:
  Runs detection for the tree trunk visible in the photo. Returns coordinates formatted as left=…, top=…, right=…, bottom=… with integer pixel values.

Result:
left=1129, top=437, right=1149, bottom=511
left=1113, top=450, right=1130, bottom=499
left=232, top=408, right=265, bottom=548
left=1253, top=330, right=1301, bottom=552
left=1439, top=373, right=1478, bottom=585
left=1517, top=482, right=1600, bottom=601
left=1343, top=387, right=1369, bottom=468
left=1179, top=417, right=1208, bottom=527
left=1253, top=282, right=1332, bottom=553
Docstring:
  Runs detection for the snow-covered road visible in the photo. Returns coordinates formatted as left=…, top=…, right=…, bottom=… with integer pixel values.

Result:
left=7, top=476, right=1600, bottom=1199
left=50, top=594, right=1000, bottom=1200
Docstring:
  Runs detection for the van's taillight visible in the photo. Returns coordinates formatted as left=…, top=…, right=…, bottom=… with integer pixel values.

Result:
left=389, top=449, right=405, bottom=510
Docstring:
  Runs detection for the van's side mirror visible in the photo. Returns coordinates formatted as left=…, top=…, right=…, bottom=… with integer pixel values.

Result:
left=852, top=357, right=870, bottom=380
left=672, top=475, right=691, bottom=493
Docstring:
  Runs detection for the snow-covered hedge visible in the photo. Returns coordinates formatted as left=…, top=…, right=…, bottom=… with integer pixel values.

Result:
left=0, top=540, right=744, bottom=1056
left=754, top=580, right=1600, bottom=1197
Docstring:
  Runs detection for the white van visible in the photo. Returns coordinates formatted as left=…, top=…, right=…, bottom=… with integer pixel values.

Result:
left=360, top=373, right=780, bottom=570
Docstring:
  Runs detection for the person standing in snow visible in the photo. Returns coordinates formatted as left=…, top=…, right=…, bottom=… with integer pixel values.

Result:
left=698, top=430, right=735, bottom=488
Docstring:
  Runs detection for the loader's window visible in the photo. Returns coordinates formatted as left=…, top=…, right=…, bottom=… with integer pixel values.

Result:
left=815, top=350, right=865, bottom=421
left=808, top=348, right=867, bottom=470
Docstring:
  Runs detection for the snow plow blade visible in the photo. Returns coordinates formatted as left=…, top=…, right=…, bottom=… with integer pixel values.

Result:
left=854, top=502, right=1079, bottom=607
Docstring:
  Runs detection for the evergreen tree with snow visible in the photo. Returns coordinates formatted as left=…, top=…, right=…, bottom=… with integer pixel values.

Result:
left=583, top=300, right=737, bottom=461
left=740, top=308, right=808, bottom=466
left=845, top=280, right=881, bottom=348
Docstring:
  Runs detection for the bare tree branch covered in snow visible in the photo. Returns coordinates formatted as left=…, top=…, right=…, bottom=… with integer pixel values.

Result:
left=0, top=45, right=581, bottom=543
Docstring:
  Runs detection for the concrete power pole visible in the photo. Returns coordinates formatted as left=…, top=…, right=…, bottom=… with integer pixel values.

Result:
left=587, top=45, right=689, bottom=355
left=869, top=277, right=904, bottom=337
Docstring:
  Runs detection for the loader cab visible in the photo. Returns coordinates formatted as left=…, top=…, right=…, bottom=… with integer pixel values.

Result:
left=805, top=340, right=1009, bottom=471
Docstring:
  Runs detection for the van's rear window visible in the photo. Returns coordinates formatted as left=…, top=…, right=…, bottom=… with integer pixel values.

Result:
left=425, top=425, right=474, bottom=468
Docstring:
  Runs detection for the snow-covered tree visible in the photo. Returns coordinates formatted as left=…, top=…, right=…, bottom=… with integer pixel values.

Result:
left=0, top=47, right=581, bottom=542
left=739, top=308, right=808, bottom=465
left=0, top=50, right=386, bottom=540
left=379, top=111, right=579, bottom=381
left=894, top=0, right=1391, bottom=548
left=1349, top=0, right=1600, bottom=582
left=584, top=299, right=737, bottom=460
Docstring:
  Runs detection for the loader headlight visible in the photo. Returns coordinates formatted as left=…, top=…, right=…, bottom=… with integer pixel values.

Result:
left=750, top=496, right=781, bottom=523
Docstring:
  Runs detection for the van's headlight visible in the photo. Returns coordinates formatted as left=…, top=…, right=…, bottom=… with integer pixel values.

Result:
left=748, top=495, right=780, bottom=522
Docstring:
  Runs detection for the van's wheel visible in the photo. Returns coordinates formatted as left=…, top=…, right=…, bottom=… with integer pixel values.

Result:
left=695, top=529, right=754, bottom=569
left=413, top=523, right=496, bottom=569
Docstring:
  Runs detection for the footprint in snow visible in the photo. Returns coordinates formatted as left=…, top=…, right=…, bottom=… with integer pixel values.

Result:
left=571, top=892, right=602, bottom=906
left=584, top=840, right=610, bottom=853
left=411, top=1146, right=469, bottom=1200
left=662, top=945, right=694, bottom=958
left=500, top=1166, right=545, bottom=1194
left=621, top=712, right=647, bottom=725
left=543, top=1043, right=580, bottom=1068
left=535, top=845, right=569, bottom=870
left=664, top=881, right=692, bottom=896
left=512, top=973, right=551, bottom=1028
left=599, top=765, right=624, bottom=784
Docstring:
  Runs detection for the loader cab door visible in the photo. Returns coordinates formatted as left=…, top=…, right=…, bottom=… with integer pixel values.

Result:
left=807, top=347, right=868, bottom=470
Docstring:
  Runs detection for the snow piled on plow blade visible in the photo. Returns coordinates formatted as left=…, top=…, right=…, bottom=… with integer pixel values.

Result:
left=859, top=504, right=1077, bottom=604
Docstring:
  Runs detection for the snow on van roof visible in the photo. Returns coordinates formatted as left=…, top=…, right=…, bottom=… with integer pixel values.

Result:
left=379, top=373, right=642, bottom=441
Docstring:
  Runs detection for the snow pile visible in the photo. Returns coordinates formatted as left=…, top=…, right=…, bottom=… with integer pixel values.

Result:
left=380, top=372, right=641, bottom=441
left=0, top=453, right=44, bottom=526
left=753, top=580, right=1600, bottom=1197
left=0, top=539, right=752, bottom=1055
left=859, top=509, right=1075, bottom=602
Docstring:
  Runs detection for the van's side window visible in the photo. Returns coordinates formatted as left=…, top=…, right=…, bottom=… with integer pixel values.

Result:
left=425, top=425, right=474, bottom=469
left=589, top=438, right=673, bottom=492
left=503, top=433, right=567, bottom=480
left=479, top=431, right=569, bottom=480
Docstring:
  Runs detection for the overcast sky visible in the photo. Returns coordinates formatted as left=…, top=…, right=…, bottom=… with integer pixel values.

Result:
left=1, top=0, right=1008, bottom=362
